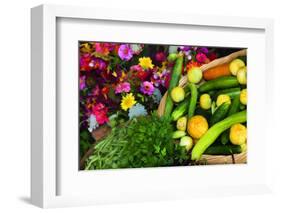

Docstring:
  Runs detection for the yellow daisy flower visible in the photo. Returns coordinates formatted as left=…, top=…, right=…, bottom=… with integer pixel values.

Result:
left=139, top=57, right=154, bottom=70
left=121, top=93, right=137, bottom=111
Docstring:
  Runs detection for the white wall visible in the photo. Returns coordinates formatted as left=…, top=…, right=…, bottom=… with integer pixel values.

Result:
left=0, top=0, right=280, bottom=212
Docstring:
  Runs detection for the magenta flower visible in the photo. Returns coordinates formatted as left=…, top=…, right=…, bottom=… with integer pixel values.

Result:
left=94, top=43, right=110, bottom=55
left=118, top=44, right=133, bottom=61
left=140, top=81, right=155, bottom=96
left=80, top=75, right=86, bottom=90
left=115, top=82, right=131, bottom=94
left=155, top=52, right=166, bottom=62
left=196, top=52, right=207, bottom=63
left=92, top=103, right=109, bottom=125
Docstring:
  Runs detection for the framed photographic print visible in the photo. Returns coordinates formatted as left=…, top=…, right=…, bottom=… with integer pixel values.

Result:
left=31, top=4, right=274, bottom=208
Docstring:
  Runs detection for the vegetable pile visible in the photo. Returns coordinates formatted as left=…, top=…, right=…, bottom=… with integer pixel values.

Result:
left=166, top=56, right=247, bottom=162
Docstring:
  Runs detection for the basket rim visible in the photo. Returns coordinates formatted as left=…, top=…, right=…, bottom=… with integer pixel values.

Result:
left=201, top=152, right=247, bottom=164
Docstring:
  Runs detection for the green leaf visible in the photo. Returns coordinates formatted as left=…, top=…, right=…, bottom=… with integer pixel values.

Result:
left=161, top=148, right=167, bottom=157
left=154, top=145, right=160, bottom=153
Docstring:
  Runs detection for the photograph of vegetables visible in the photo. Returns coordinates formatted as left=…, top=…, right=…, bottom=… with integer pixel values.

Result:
left=79, top=41, right=247, bottom=170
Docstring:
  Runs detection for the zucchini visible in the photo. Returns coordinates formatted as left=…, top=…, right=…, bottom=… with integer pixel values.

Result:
left=209, top=102, right=230, bottom=126
left=191, top=110, right=247, bottom=161
left=204, top=144, right=242, bottom=155
left=213, top=87, right=241, bottom=100
left=188, top=83, right=198, bottom=118
left=198, top=76, right=239, bottom=93
left=228, top=95, right=241, bottom=115
left=220, top=95, right=241, bottom=144
left=171, top=97, right=190, bottom=121
left=164, top=54, right=184, bottom=117
left=172, top=130, right=186, bottom=139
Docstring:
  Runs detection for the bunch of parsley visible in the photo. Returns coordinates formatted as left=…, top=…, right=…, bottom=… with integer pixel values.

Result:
left=86, top=113, right=189, bottom=170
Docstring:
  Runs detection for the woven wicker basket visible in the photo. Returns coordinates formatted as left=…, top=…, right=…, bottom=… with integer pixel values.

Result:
left=157, top=49, right=247, bottom=164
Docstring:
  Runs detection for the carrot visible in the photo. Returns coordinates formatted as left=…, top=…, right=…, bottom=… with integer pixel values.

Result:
left=203, top=63, right=231, bottom=80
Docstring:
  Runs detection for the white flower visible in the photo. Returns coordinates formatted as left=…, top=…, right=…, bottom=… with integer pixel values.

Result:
left=128, top=103, right=148, bottom=119
left=130, top=44, right=143, bottom=54
left=88, top=114, right=99, bottom=132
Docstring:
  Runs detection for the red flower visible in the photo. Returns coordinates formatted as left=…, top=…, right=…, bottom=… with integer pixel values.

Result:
left=101, top=86, right=110, bottom=99
left=137, top=70, right=150, bottom=81
left=101, top=86, right=110, bottom=95
left=80, top=53, right=92, bottom=71
left=92, top=103, right=109, bottom=125
left=130, top=65, right=150, bottom=81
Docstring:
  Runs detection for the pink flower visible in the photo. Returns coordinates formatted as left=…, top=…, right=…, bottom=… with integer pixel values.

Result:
left=196, top=52, right=208, bottom=63
left=92, top=103, right=109, bottom=125
left=140, top=81, right=155, bottom=96
left=95, top=43, right=110, bottom=55
left=80, top=75, right=86, bottom=90
left=115, top=82, right=131, bottom=94
left=130, top=64, right=143, bottom=72
left=118, top=44, right=133, bottom=61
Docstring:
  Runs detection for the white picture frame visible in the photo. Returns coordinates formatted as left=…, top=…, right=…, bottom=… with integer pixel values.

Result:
left=31, top=4, right=274, bottom=208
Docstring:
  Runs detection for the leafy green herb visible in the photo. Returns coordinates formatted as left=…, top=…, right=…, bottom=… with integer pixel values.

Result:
left=85, top=113, right=189, bottom=170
